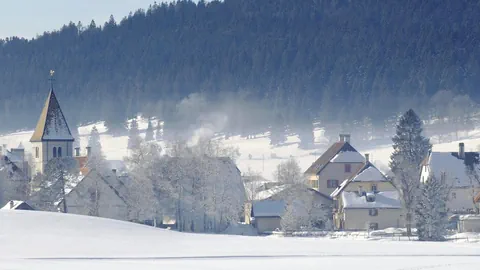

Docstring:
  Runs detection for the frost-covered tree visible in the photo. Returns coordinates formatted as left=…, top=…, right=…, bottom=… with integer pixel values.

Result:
left=128, top=118, right=141, bottom=149
left=155, top=120, right=163, bottom=141
left=389, top=109, right=432, bottom=236
left=273, top=157, right=303, bottom=185
left=415, top=174, right=449, bottom=241
left=243, top=167, right=263, bottom=201
left=124, top=140, right=163, bottom=221
left=30, top=157, right=80, bottom=212
left=126, top=138, right=244, bottom=233
left=145, top=118, right=154, bottom=141
left=88, top=126, right=103, bottom=156
left=279, top=185, right=330, bottom=232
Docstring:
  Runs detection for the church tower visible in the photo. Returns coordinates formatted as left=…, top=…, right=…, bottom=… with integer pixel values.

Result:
left=30, top=71, right=75, bottom=175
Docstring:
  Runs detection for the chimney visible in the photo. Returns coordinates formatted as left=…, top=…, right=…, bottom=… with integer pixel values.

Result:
left=459, top=143, right=465, bottom=159
left=112, top=169, right=117, bottom=175
left=9, top=200, right=14, bottom=209
left=365, top=153, right=370, bottom=163
left=344, top=134, right=351, bottom=143
left=339, top=134, right=345, bottom=142
left=75, top=147, right=80, bottom=157
left=86, top=146, right=91, bottom=156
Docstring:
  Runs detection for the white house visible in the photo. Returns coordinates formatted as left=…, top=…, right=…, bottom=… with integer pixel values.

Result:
left=420, top=143, right=480, bottom=214
left=58, top=168, right=130, bottom=221
left=331, top=159, right=403, bottom=231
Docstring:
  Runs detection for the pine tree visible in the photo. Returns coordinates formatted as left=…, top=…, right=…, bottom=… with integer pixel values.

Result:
left=128, top=118, right=141, bottom=149
left=88, top=126, right=103, bottom=157
left=270, top=113, right=287, bottom=146
left=415, top=174, right=449, bottom=241
left=297, top=111, right=315, bottom=149
left=389, top=109, right=432, bottom=236
left=145, top=118, right=154, bottom=141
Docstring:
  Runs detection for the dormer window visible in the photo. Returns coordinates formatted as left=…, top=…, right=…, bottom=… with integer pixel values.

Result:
left=366, top=193, right=376, bottom=202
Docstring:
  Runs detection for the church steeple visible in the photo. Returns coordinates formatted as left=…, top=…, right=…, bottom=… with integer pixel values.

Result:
left=30, top=71, right=74, bottom=142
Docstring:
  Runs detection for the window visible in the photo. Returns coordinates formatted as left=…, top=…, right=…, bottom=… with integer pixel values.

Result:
left=53, top=147, right=57, bottom=158
left=371, top=184, right=377, bottom=192
left=369, top=223, right=379, bottom=230
left=369, top=209, right=378, bottom=216
left=327, top=179, right=339, bottom=188
left=58, top=147, right=62, bottom=157
left=35, top=147, right=39, bottom=158
left=344, top=164, right=351, bottom=173
left=451, top=192, right=456, bottom=199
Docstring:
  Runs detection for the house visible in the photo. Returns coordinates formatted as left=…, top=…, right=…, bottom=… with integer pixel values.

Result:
left=304, top=134, right=365, bottom=197
left=58, top=168, right=130, bottom=221
left=331, top=158, right=403, bottom=231
left=30, top=87, right=75, bottom=176
left=1, top=200, right=34, bottom=210
left=420, top=143, right=480, bottom=214
left=457, top=215, right=480, bottom=233
left=250, top=200, right=285, bottom=233
left=0, top=153, right=30, bottom=206
left=249, top=185, right=333, bottom=234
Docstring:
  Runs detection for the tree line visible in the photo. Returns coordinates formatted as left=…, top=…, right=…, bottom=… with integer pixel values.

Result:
left=1, top=0, right=480, bottom=139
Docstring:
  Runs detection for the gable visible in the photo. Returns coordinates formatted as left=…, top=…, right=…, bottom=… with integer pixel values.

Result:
left=64, top=170, right=128, bottom=207
left=304, top=142, right=364, bottom=175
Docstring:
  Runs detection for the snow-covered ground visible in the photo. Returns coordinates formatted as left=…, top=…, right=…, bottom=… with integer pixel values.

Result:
left=1, top=210, right=480, bottom=269
left=2, top=120, right=480, bottom=180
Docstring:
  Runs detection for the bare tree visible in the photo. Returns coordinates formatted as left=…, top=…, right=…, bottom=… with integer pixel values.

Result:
left=273, top=157, right=303, bottom=185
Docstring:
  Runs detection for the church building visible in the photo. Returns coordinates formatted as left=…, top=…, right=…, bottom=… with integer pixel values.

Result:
left=30, top=77, right=75, bottom=175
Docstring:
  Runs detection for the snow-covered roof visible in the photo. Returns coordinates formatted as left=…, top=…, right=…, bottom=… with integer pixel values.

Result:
left=342, top=191, right=402, bottom=209
left=426, top=152, right=479, bottom=188
left=255, top=185, right=287, bottom=200
left=351, top=164, right=388, bottom=182
left=30, top=90, right=74, bottom=142
left=252, top=200, right=285, bottom=217
left=459, top=215, right=480, bottom=221
left=330, top=150, right=365, bottom=163
left=1, top=200, right=28, bottom=210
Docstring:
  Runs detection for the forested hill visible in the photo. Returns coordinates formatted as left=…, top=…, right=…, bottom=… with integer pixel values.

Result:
left=1, top=0, right=480, bottom=135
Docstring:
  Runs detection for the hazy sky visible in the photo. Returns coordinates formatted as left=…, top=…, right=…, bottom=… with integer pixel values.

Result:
left=0, top=0, right=167, bottom=39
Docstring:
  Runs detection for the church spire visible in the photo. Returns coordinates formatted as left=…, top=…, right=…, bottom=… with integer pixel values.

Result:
left=30, top=71, right=74, bottom=142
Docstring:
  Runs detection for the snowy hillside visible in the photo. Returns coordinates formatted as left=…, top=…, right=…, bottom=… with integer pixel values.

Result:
left=2, top=120, right=480, bottom=180
left=1, top=210, right=480, bottom=269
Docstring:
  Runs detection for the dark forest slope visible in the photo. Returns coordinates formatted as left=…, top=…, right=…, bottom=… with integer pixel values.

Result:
left=1, top=0, right=479, bottom=134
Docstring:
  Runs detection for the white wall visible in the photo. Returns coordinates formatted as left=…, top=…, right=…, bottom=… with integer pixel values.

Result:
left=343, top=208, right=403, bottom=230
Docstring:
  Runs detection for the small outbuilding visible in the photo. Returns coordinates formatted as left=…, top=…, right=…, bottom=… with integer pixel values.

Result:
left=1, top=200, right=35, bottom=211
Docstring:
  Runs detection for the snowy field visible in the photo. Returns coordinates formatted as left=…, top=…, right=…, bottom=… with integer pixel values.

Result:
left=1, top=210, right=480, bottom=270
left=2, top=119, right=480, bottom=180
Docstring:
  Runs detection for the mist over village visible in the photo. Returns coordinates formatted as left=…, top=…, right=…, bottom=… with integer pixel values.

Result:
left=1, top=1, right=480, bottom=269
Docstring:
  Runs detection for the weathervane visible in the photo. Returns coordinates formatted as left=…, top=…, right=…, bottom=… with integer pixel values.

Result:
left=49, top=70, right=55, bottom=89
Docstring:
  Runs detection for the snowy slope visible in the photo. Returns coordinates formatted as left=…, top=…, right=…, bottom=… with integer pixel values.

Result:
left=2, top=121, right=480, bottom=181
left=1, top=211, right=480, bottom=269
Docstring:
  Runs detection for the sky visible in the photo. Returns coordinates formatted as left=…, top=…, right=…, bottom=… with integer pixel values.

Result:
left=0, top=0, right=169, bottom=39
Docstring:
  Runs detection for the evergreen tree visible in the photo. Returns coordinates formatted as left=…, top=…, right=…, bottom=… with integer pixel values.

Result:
left=389, top=109, right=432, bottom=236
left=128, top=118, right=141, bottom=149
left=415, top=174, right=449, bottom=241
left=270, top=114, right=287, bottom=146
left=88, top=126, right=103, bottom=157
left=296, top=111, right=315, bottom=149
left=145, top=118, right=154, bottom=141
